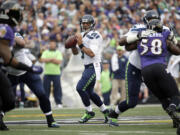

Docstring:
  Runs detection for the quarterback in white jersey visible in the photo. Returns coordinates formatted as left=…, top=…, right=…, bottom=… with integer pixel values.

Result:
left=80, top=30, right=102, bottom=65
left=71, top=14, right=109, bottom=123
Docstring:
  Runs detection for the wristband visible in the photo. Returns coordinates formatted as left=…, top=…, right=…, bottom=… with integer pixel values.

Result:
left=79, top=44, right=85, bottom=49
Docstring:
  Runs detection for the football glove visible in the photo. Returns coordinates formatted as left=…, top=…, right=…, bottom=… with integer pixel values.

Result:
left=137, top=29, right=155, bottom=39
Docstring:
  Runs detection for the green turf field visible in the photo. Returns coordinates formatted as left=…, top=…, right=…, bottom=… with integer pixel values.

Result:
left=1, top=105, right=177, bottom=135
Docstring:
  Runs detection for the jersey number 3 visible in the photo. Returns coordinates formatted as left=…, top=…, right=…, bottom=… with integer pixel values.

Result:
left=140, top=39, right=162, bottom=55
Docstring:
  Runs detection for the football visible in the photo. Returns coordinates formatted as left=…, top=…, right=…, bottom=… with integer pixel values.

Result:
left=65, top=35, right=77, bottom=49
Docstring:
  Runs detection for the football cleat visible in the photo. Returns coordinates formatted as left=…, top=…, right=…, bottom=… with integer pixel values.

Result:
left=166, top=104, right=180, bottom=128
left=109, top=118, right=119, bottom=127
left=0, top=114, right=9, bottom=130
left=48, top=122, right=60, bottom=128
left=79, top=111, right=95, bottom=123
left=102, top=109, right=110, bottom=123
left=177, top=125, right=180, bottom=135
left=173, top=119, right=179, bottom=128
left=108, top=109, right=119, bottom=127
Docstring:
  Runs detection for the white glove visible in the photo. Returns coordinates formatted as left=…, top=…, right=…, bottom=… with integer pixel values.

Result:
left=138, top=30, right=155, bottom=39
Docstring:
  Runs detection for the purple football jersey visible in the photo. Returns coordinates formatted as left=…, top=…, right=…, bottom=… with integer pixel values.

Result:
left=0, top=24, right=14, bottom=46
left=137, top=30, right=170, bottom=68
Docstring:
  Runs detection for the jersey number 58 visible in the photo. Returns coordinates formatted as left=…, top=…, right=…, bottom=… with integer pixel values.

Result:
left=140, top=39, right=162, bottom=55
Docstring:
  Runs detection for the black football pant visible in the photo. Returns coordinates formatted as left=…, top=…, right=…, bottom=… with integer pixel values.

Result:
left=141, top=63, right=180, bottom=109
left=0, top=70, right=15, bottom=113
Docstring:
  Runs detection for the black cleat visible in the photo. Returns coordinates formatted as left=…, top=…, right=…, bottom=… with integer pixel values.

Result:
left=0, top=114, right=9, bottom=131
left=108, top=109, right=119, bottom=127
left=166, top=104, right=180, bottom=128
left=177, top=126, right=180, bottom=135
left=102, top=109, right=110, bottom=123
left=174, top=119, right=179, bottom=128
left=48, top=121, right=60, bottom=128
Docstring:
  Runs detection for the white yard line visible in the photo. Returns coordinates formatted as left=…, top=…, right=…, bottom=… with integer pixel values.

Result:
left=12, top=104, right=162, bottom=111
left=11, top=128, right=174, bottom=134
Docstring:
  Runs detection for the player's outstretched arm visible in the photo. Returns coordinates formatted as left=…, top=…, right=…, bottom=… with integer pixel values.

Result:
left=0, top=39, right=42, bottom=74
left=125, top=41, right=138, bottom=51
left=119, top=32, right=140, bottom=46
left=167, top=40, right=180, bottom=55
left=119, top=36, right=128, bottom=46
left=118, top=36, right=138, bottom=51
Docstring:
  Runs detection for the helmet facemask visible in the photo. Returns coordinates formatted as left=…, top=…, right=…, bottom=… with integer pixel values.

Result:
left=147, top=19, right=163, bottom=33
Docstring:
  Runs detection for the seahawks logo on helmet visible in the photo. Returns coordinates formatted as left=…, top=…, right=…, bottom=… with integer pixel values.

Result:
left=143, top=10, right=160, bottom=24
left=0, top=0, right=23, bottom=26
left=80, top=14, right=95, bottom=32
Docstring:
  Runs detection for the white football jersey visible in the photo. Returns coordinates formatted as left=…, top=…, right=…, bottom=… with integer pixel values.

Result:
left=81, top=30, right=103, bottom=65
left=80, top=30, right=103, bottom=80
left=126, top=24, right=146, bottom=69
left=6, top=33, right=35, bottom=76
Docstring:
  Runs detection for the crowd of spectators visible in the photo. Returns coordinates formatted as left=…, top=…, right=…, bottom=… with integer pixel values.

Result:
left=1, top=0, right=180, bottom=106
left=0, top=0, right=179, bottom=67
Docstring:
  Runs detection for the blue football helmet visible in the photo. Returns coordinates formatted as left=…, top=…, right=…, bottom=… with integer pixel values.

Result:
left=80, top=14, right=95, bottom=32
left=143, top=10, right=160, bottom=24
left=147, top=19, right=163, bottom=32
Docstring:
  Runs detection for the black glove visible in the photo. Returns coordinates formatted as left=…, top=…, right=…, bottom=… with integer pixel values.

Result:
left=15, top=62, right=43, bottom=74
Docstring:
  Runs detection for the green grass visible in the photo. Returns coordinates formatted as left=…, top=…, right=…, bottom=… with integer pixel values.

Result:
left=1, top=105, right=177, bottom=135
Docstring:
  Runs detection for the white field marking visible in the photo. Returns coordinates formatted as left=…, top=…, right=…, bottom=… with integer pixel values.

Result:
left=11, top=129, right=174, bottom=134
left=12, top=104, right=162, bottom=111
left=79, top=133, right=108, bottom=135
left=79, top=133, right=107, bottom=135
left=9, top=123, right=169, bottom=126
left=136, top=104, right=161, bottom=108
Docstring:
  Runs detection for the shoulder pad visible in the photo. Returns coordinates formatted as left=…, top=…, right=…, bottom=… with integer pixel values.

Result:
left=86, top=31, right=101, bottom=39
left=0, top=24, right=14, bottom=46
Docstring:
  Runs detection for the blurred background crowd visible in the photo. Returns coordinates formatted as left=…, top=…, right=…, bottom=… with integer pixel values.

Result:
left=1, top=0, right=180, bottom=108
left=3, top=0, right=179, bottom=64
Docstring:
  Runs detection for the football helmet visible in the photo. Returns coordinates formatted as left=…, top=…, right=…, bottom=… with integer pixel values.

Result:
left=80, top=14, right=95, bottom=32
left=147, top=19, right=163, bottom=32
left=143, top=10, right=160, bottom=24
left=0, top=0, right=23, bottom=26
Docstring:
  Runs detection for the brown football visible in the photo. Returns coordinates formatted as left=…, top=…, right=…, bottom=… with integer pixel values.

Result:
left=65, top=35, right=77, bottom=49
